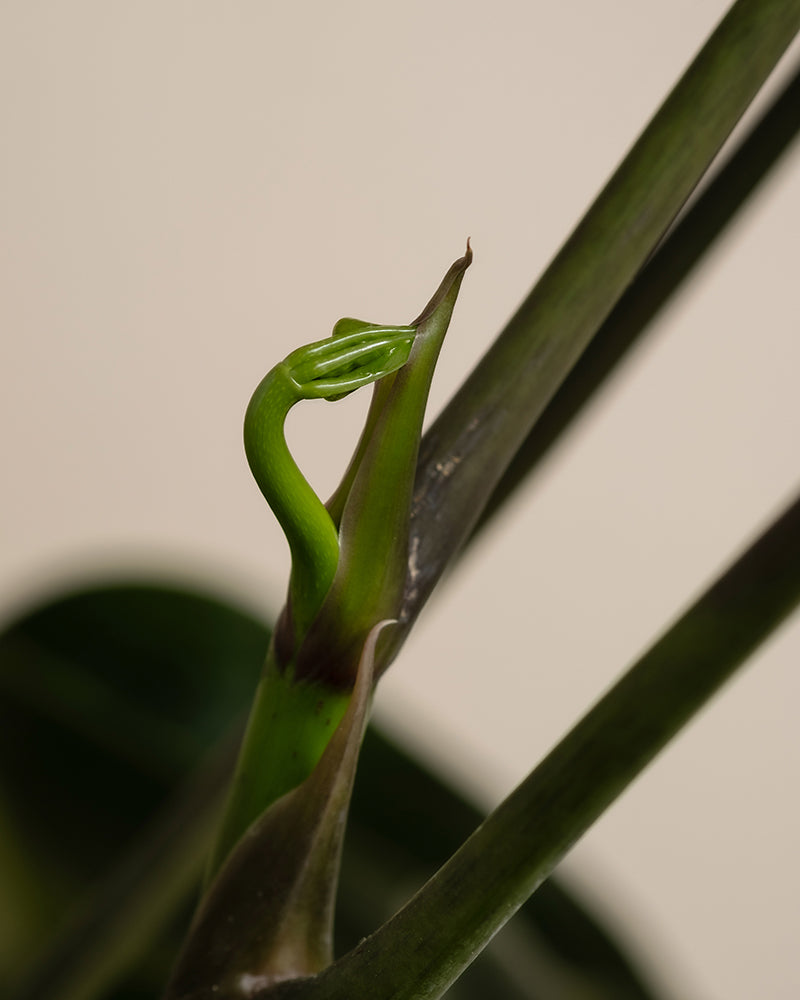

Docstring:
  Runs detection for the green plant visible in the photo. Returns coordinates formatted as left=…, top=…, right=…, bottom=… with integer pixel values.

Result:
left=1, top=1, right=799, bottom=998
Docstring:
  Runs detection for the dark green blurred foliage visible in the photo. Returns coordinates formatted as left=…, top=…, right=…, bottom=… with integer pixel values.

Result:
left=0, top=582, right=658, bottom=1000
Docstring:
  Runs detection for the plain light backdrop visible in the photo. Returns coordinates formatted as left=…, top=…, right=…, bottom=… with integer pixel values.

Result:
left=2, top=3, right=799, bottom=998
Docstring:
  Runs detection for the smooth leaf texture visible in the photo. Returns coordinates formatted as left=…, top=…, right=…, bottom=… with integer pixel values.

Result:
left=340, top=730, right=661, bottom=1000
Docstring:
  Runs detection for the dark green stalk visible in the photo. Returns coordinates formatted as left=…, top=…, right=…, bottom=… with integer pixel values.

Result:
left=268, top=492, right=800, bottom=1000
left=396, top=0, right=800, bottom=643
left=473, top=55, right=800, bottom=535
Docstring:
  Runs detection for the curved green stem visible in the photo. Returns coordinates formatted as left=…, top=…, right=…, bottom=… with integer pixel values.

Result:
left=245, top=371, right=339, bottom=644
left=244, top=326, right=414, bottom=644
left=207, top=325, right=416, bottom=880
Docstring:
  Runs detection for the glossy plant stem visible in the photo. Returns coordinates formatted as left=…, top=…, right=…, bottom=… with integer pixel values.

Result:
left=244, top=328, right=414, bottom=647
left=205, top=646, right=350, bottom=882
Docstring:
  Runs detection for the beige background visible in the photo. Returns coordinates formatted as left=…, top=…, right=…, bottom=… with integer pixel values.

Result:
left=2, top=3, right=799, bottom=997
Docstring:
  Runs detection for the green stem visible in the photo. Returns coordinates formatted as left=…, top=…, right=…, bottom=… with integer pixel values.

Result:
left=473, top=55, right=800, bottom=537
left=244, top=328, right=415, bottom=645
left=205, top=646, right=349, bottom=882
left=245, top=372, right=340, bottom=644
left=398, top=0, right=800, bottom=641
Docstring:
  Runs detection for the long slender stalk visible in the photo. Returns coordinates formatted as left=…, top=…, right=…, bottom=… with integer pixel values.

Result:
left=270, top=492, right=800, bottom=1000
left=395, top=0, right=800, bottom=643
left=473, top=54, right=800, bottom=535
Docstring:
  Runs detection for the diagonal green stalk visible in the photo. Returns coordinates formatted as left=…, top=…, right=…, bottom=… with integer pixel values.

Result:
left=473, top=55, right=800, bottom=537
left=394, top=0, right=800, bottom=643
left=266, top=492, right=800, bottom=1000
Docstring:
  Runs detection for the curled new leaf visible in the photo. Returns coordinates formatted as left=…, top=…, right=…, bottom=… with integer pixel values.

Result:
left=295, top=243, right=473, bottom=686
left=208, top=249, right=471, bottom=881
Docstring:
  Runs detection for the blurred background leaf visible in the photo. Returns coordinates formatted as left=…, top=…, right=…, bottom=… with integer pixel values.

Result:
left=0, top=581, right=662, bottom=1000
